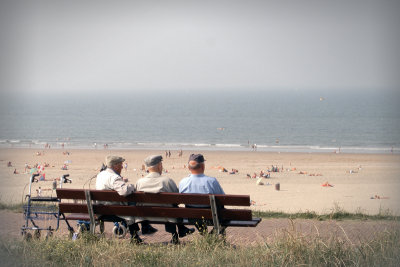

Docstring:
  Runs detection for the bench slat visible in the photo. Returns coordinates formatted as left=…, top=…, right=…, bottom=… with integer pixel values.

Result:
left=56, top=189, right=250, bottom=206
left=59, top=203, right=253, bottom=221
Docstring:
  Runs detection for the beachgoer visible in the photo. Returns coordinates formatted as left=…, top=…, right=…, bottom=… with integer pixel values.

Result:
left=179, top=154, right=225, bottom=234
left=96, top=155, right=152, bottom=244
left=136, top=155, right=194, bottom=244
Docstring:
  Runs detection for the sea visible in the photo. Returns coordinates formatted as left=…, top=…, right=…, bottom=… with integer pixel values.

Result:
left=0, top=89, right=399, bottom=154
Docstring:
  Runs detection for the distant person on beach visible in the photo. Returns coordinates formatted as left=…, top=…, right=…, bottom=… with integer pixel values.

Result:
left=179, top=153, right=225, bottom=234
left=96, top=155, right=155, bottom=244
left=135, top=155, right=195, bottom=244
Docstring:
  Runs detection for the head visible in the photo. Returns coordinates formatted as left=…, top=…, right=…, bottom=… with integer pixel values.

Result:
left=144, top=155, right=163, bottom=174
left=105, top=155, right=125, bottom=175
left=188, top=154, right=205, bottom=174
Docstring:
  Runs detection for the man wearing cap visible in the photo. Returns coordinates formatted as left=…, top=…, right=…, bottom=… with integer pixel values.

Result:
left=179, top=153, right=225, bottom=234
left=96, top=155, right=156, bottom=244
left=135, top=155, right=195, bottom=244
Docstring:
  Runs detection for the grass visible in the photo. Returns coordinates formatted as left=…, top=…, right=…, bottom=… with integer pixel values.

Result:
left=1, top=227, right=399, bottom=266
left=0, top=202, right=24, bottom=212
left=1, top=201, right=398, bottom=221
left=1, top=201, right=399, bottom=266
left=252, top=204, right=399, bottom=221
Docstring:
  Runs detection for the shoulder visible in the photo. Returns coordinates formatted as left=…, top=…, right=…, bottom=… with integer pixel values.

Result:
left=99, top=169, right=120, bottom=181
left=136, top=177, right=146, bottom=184
left=179, top=176, right=190, bottom=183
left=204, top=174, right=217, bottom=181
left=162, top=176, right=178, bottom=187
left=159, top=174, right=173, bottom=181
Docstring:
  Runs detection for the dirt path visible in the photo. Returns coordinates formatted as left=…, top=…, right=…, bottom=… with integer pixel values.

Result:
left=1, top=210, right=399, bottom=246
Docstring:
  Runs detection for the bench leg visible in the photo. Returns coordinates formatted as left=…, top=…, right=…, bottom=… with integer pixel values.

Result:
left=209, top=195, right=221, bottom=235
left=84, top=190, right=96, bottom=234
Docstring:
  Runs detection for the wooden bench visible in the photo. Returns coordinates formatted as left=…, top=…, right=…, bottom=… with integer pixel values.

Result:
left=56, top=188, right=261, bottom=237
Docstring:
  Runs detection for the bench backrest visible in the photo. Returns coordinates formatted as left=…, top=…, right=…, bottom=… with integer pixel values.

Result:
left=56, top=188, right=253, bottom=221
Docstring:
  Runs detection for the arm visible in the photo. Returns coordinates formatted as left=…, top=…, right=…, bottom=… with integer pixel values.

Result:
left=213, top=179, right=225, bottom=195
left=112, top=178, right=135, bottom=197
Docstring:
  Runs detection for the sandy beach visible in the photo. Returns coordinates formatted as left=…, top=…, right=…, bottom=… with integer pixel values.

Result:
left=1, top=148, right=399, bottom=215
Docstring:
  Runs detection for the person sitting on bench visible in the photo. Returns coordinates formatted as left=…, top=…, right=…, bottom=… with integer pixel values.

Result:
left=96, top=155, right=156, bottom=244
left=136, top=155, right=195, bottom=244
left=179, top=153, right=226, bottom=234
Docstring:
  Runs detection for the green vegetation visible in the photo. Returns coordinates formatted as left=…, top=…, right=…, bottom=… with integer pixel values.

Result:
left=1, top=201, right=398, bottom=221
left=1, top=229, right=399, bottom=266
left=253, top=205, right=399, bottom=221
left=0, top=202, right=23, bottom=212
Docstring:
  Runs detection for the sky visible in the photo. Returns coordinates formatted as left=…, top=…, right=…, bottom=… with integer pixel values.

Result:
left=0, top=0, right=399, bottom=95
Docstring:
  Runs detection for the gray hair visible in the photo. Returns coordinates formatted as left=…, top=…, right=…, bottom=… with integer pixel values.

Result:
left=188, top=161, right=203, bottom=170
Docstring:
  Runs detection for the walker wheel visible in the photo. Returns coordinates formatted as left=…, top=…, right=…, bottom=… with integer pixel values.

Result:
left=34, top=230, right=41, bottom=239
left=23, top=232, right=32, bottom=241
left=112, top=224, right=127, bottom=239
left=99, top=221, right=105, bottom=234
left=77, top=223, right=87, bottom=234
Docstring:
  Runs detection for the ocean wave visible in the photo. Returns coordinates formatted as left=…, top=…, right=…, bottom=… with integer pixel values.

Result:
left=0, top=139, right=396, bottom=154
left=194, top=143, right=212, bottom=147
left=215, top=144, right=242, bottom=147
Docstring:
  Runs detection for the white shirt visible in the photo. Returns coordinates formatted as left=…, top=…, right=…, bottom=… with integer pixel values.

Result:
left=135, top=172, right=178, bottom=223
left=96, top=168, right=135, bottom=196
left=95, top=168, right=136, bottom=225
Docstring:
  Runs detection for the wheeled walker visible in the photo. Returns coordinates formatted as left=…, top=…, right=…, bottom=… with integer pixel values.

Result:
left=21, top=174, right=72, bottom=240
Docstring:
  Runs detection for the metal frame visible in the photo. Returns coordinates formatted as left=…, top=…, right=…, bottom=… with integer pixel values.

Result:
left=84, top=190, right=96, bottom=234
left=209, top=195, right=222, bottom=235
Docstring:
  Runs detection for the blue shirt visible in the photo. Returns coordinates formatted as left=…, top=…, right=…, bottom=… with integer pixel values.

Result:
left=179, top=174, right=225, bottom=195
